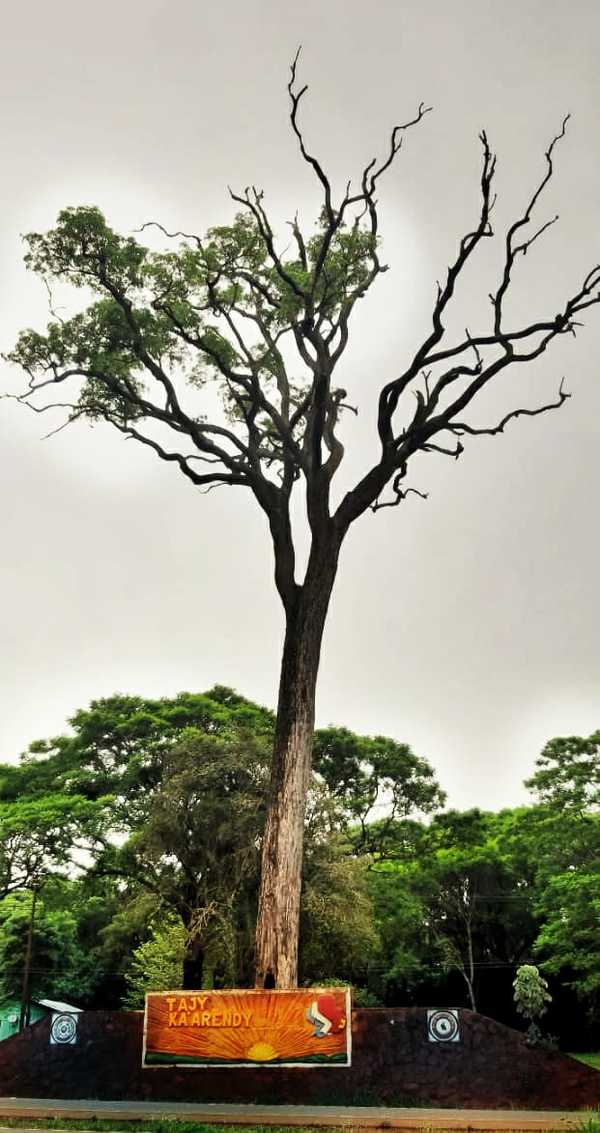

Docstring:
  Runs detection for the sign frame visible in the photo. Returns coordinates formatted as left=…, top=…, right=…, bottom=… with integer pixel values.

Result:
left=142, top=987, right=352, bottom=1069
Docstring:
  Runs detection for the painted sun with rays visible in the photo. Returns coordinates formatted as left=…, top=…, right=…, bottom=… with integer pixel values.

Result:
left=143, top=988, right=351, bottom=1066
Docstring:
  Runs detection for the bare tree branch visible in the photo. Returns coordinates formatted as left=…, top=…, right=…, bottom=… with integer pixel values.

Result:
left=372, top=471, right=429, bottom=512
left=492, top=116, right=570, bottom=338
left=450, top=379, right=570, bottom=438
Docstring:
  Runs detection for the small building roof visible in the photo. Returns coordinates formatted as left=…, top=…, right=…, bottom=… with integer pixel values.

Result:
left=36, top=999, right=82, bottom=1014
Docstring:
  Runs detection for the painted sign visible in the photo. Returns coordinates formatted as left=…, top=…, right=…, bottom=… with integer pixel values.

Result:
left=142, top=987, right=351, bottom=1067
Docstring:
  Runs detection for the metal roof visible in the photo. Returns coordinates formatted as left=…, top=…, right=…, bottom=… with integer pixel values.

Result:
left=36, top=999, right=82, bottom=1013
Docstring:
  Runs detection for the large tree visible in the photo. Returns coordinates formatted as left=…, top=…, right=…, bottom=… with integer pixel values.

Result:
left=6, top=57, right=600, bottom=987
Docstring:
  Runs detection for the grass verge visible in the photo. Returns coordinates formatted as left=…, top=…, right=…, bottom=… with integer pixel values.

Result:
left=568, top=1052, right=600, bottom=1070
left=0, top=1123, right=316, bottom=1133
left=573, top=1116, right=600, bottom=1133
left=0, top=1118, right=599, bottom=1133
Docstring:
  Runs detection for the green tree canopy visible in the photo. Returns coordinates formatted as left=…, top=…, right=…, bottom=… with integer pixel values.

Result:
left=299, top=844, right=380, bottom=985
left=1, top=686, right=443, bottom=990
left=526, top=731, right=600, bottom=814
left=0, top=794, right=111, bottom=899
left=122, top=917, right=187, bottom=1009
left=523, top=732, right=600, bottom=1004
left=369, top=809, right=538, bottom=1012
left=2, top=687, right=443, bottom=849
left=313, top=727, right=445, bottom=852
left=0, top=888, right=96, bottom=1004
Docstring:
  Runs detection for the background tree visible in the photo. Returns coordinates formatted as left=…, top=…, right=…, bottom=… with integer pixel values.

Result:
left=0, top=887, right=97, bottom=1005
left=110, top=728, right=269, bottom=988
left=533, top=863, right=600, bottom=1006
left=367, top=860, right=430, bottom=1003
left=299, top=844, right=380, bottom=986
left=7, top=57, right=600, bottom=986
left=513, top=963, right=552, bottom=1044
left=313, top=728, right=445, bottom=854
left=2, top=687, right=273, bottom=828
left=0, top=794, right=110, bottom=901
left=3, top=686, right=442, bottom=990
left=369, top=809, right=537, bottom=1012
left=92, top=889, right=168, bottom=1007
left=526, top=732, right=600, bottom=808
left=524, top=732, right=600, bottom=1008
left=122, top=917, right=187, bottom=1008
left=2, top=684, right=599, bottom=1047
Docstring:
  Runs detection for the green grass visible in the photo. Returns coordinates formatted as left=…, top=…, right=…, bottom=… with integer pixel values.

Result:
left=568, top=1051, right=600, bottom=1069
left=0, top=1122, right=318, bottom=1133
left=572, top=1115, right=600, bottom=1133
left=0, top=1119, right=599, bottom=1133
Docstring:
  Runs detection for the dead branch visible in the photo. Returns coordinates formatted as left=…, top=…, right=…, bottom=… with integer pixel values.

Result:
left=450, top=379, right=570, bottom=438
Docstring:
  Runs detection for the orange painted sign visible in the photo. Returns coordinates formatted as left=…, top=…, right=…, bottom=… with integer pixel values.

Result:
left=142, top=987, right=352, bottom=1067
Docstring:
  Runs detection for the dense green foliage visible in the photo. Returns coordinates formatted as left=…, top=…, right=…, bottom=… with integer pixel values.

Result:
left=0, top=792, right=111, bottom=898
left=369, top=808, right=540, bottom=1013
left=513, top=963, right=552, bottom=1043
left=525, top=734, right=600, bottom=1006
left=0, top=690, right=598, bottom=1047
left=0, top=886, right=97, bottom=1003
left=123, top=918, right=187, bottom=1008
left=0, top=686, right=442, bottom=998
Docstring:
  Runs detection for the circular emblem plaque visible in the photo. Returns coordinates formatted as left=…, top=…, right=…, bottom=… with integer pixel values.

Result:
left=51, top=1013, right=77, bottom=1044
left=428, top=1008, right=459, bottom=1042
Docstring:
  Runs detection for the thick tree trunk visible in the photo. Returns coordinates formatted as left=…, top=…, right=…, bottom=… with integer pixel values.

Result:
left=254, top=532, right=341, bottom=988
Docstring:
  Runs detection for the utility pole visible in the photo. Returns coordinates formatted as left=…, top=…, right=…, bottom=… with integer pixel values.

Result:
left=19, top=884, right=39, bottom=1031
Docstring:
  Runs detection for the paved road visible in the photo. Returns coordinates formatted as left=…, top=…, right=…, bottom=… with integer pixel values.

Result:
left=0, top=1098, right=592, bottom=1130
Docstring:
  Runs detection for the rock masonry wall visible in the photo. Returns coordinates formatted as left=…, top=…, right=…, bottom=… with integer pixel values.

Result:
left=0, top=1007, right=598, bottom=1109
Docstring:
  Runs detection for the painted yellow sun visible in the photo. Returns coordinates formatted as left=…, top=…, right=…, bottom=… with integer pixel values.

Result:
left=246, top=1041, right=277, bottom=1062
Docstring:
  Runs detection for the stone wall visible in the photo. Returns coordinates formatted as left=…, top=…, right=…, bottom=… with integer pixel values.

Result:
left=0, top=1008, right=598, bottom=1109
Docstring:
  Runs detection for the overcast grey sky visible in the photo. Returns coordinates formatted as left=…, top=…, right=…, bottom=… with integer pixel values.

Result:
left=1, top=0, right=599, bottom=810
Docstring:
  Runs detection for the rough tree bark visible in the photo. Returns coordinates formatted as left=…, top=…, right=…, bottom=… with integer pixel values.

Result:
left=255, top=528, right=342, bottom=988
